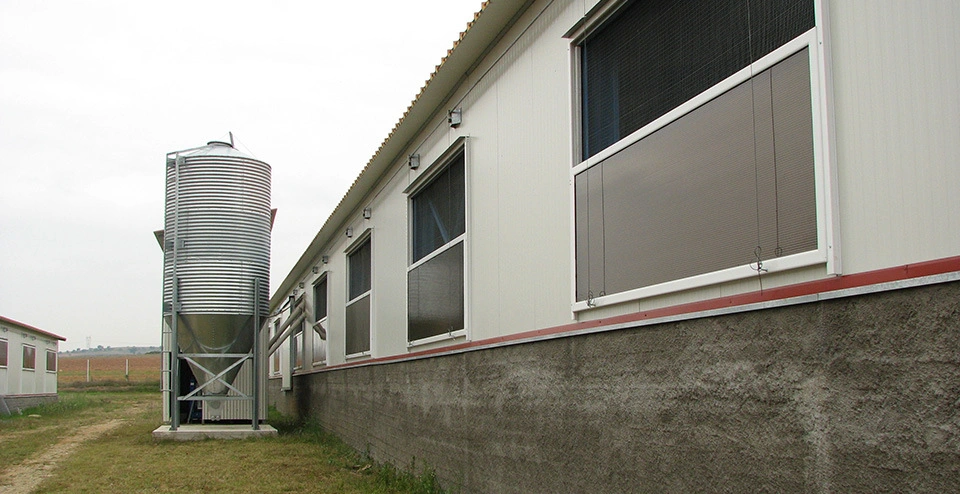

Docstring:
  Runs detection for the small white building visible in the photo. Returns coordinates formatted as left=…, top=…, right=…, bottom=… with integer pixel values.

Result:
left=0, top=316, right=66, bottom=415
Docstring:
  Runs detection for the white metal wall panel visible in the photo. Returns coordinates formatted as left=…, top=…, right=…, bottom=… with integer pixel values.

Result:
left=461, top=72, right=502, bottom=342
left=370, top=168, right=410, bottom=356
left=492, top=0, right=577, bottom=334
left=43, top=360, right=56, bottom=393
left=496, top=28, right=542, bottom=336
left=21, top=367, right=35, bottom=395
left=326, top=245, right=347, bottom=366
left=829, top=0, right=960, bottom=274
left=527, top=2, right=580, bottom=327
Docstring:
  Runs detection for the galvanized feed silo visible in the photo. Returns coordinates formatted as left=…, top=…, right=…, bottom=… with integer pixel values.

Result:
left=162, top=140, right=271, bottom=398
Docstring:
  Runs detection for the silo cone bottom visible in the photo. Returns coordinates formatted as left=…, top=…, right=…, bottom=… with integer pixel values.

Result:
left=168, top=313, right=255, bottom=395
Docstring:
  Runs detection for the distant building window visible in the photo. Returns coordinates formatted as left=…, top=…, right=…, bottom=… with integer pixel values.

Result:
left=575, top=0, right=819, bottom=304
left=408, top=150, right=466, bottom=343
left=46, top=349, right=57, bottom=373
left=312, top=276, right=328, bottom=365
left=346, top=237, right=372, bottom=356
left=23, top=344, right=36, bottom=370
left=0, top=339, right=7, bottom=367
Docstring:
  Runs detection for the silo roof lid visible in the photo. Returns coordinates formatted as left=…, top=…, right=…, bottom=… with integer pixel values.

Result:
left=169, top=140, right=265, bottom=162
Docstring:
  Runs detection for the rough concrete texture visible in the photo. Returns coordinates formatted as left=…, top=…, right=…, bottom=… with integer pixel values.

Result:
left=269, top=281, right=960, bottom=492
left=0, top=394, right=58, bottom=416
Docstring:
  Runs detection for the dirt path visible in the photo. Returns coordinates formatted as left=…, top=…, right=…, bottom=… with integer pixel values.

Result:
left=0, top=418, right=125, bottom=494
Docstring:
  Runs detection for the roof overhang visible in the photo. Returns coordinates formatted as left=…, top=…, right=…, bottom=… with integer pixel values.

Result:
left=0, top=315, right=67, bottom=341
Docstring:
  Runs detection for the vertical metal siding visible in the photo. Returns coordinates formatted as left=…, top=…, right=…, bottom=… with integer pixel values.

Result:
left=829, top=0, right=960, bottom=274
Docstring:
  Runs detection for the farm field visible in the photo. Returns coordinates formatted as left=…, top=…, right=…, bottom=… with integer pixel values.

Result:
left=58, top=354, right=161, bottom=389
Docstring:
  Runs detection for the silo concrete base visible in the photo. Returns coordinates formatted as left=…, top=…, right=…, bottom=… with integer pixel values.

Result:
left=152, top=424, right=277, bottom=441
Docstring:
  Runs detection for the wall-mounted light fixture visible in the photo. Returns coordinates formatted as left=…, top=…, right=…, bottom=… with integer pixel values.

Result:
left=408, top=154, right=420, bottom=169
left=448, top=108, right=462, bottom=128
left=312, top=266, right=320, bottom=274
left=363, top=207, right=372, bottom=219
left=321, top=255, right=329, bottom=264
left=346, top=227, right=353, bottom=238
left=299, top=282, right=305, bottom=289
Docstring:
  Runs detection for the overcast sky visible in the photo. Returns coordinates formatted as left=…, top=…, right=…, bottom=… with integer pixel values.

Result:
left=0, top=1, right=483, bottom=350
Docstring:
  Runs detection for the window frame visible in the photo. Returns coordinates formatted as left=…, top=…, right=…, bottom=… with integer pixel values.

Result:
left=405, top=139, right=470, bottom=348
left=567, top=0, right=839, bottom=312
left=270, top=319, right=281, bottom=376
left=22, top=344, right=36, bottom=371
left=0, top=338, right=7, bottom=368
left=344, top=230, right=373, bottom=358
left=292, top=324, right=304, bottom=371
left=46, top=349, right=57, bottom=373
left=312, top=273, right=328, bottom=366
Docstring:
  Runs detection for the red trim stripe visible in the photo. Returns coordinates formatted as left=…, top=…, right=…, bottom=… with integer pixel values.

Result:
left=314, top=255, right=960, bottom=373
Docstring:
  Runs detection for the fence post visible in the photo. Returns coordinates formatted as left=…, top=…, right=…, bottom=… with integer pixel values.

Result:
left=125, top=359, right=129, bottom=381
left=86, top=359, right=90, bottom=382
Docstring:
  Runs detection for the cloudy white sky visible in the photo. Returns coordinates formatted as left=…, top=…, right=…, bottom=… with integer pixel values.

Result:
left=0, top=1, right=483, bottom=350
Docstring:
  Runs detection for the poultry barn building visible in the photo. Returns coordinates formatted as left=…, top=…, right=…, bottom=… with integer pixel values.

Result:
left=267, top=0, right=960, bottom=491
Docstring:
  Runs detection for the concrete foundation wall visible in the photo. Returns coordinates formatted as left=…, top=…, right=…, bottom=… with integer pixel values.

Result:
left=0, top=393, right=58, bottom=416
left=269, top=281, right=960, bottom=492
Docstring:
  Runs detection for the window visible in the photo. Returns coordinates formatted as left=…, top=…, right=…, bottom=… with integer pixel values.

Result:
left=271, top=320, right=281, bottom=375
left=408, top=151, right=466, bottom=343
left=22, top=344, right=36, bottom=370
left=0, top=339, right=7, bottom=367
left=580, top=0, right=815, bottom=160
left=293, top=324, right=304, bottom=370
left=346, top=237, right=372, bottom=356
left=46, top=350, right=57, bottom=372
left=575, top=0, right=820, bottom=304
left=312, top=275, right=328, bottom=365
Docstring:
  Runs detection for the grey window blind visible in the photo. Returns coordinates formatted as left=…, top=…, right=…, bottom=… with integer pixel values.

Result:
left=411, top=153, right=466, bottom=263
left=348, top=239, right=371, bottom=301
left=345, top=295, right=371, bottom=355
left=408, top=242, right=465, bottom=341
left=576, top=48, right=817, bottom=301
left=314, top=277, right=327, bottom=321
left=581, top=0, right=815, bottom=160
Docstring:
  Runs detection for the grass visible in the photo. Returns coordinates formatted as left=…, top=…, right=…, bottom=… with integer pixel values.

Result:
left=0, top=390, right=444, bottom=493
left=270, top=415, right=445, bottom=494
left=60, top=379, right=160, bottom=393
left=0, top=391, right=144, bottom=468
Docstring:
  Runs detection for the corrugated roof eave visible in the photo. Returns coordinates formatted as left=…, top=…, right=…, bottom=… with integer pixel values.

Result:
left=271, top=0, right=531, bottom=310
